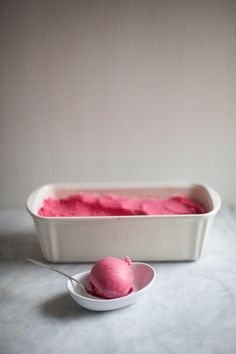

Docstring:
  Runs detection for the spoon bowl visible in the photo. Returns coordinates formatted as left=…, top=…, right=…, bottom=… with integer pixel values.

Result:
left=67, top=262, right=156, bottom=311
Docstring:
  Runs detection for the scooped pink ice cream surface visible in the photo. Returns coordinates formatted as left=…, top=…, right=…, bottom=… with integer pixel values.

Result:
left=38, top=193, right=206, bottom=217
left=89, top=256, right=134, bottom=299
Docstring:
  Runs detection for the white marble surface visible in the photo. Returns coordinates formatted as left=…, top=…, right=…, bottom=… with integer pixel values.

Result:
left=0, top=208, right=236, bottom=354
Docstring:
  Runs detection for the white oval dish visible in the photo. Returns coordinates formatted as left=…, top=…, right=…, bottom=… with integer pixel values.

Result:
left=67, top=262, right=156, bottom=311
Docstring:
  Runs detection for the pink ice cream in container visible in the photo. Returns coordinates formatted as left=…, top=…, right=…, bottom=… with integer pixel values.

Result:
left=26, top=182, right=221, bottom=262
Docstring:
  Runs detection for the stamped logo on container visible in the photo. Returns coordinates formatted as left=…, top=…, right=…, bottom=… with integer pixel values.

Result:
left=116, top=233, right=135, bottom=243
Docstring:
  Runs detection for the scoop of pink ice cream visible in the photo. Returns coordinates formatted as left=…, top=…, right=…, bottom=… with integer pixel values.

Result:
left=89, top=256, right=134, bottom=299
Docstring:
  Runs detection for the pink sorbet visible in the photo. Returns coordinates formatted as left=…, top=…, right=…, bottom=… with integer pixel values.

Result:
left=38, top=193, right=206, bottom=217
left=88, top=256, right=134, bottom=299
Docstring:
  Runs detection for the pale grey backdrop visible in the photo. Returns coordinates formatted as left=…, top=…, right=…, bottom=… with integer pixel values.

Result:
left=0, top=0, right=235, bottom=207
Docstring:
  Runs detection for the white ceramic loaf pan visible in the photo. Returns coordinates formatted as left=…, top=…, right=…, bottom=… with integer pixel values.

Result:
left=26, top=182, right=221, bottom=262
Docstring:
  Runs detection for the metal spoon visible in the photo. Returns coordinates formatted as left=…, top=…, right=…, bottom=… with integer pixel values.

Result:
left=26, top=258, right=89, bottom=295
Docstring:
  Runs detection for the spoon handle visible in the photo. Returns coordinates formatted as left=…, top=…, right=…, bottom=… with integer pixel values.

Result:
left=26, top=258, right=84, bottom=288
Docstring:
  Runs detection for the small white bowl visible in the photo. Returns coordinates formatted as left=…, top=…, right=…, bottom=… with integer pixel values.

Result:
left=67, top=262, right=156, bottom=311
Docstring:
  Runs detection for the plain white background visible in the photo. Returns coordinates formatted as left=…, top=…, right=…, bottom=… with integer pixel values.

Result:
left=0, top=0, right=235, bottom=207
